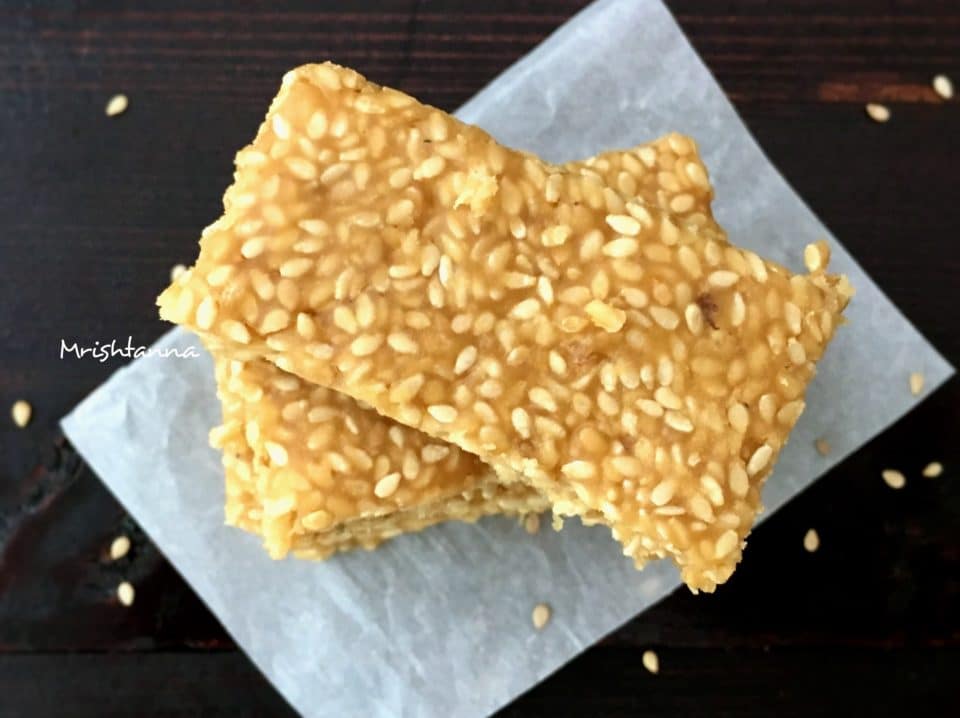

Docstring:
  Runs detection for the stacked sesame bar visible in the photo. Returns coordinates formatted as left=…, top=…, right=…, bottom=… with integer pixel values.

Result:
left=198, top=134, right=718, bottom=563
left=159, top=63, right=851, bottom=592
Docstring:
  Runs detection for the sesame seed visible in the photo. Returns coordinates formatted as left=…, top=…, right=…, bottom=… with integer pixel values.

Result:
left=382, top=332, right=417, bottom=356
left=561, top=460, right=596, bottom=480
left=373, top=472, right=401, bottom=498
left=350, top=334, right=383, bottom=357
left=117, top=581, right=135, bottom=607
left=427, top=404, right=458, bottom=423
left=933, top=74, right=953, bottom=100
left=11, top=400, right=31, bottom=428
left=803, top=528, right=820, bottom=553
left=664, top=411, right=694, bottom=433
left=909, top=372, right=924, bottom=396
left=170, top=264, right=187, bottom=282
left=922, top=462, right=943, bottom=478
left=882, top=469, right=906, bottom=489
left=714, top=529, right=739, bottom=558
left=454, top=346, right=478, bottom=375
left=510, top=299, right=540, bottom=320
left=642, top=649, right=659, bottom=674
left=648, top=306, right=680, bottom=330
left=524, top=513, right=541, bottom=534
left=585, top=299, right=626, bottom=332
left=815, top=438, right=831, bottom=456
left=605, top=214, right=641, bottom=236
left=531, top=603, right=551, bottom=629
left=105, top=94, right=128, bottom=117
left=707, top=270, right=739, bottom=288
left=747, top=444, right=773, bottom=476
left=264, top=441, right=289, bottom=467
left=541, top=225, right=572, bottom=247
left=603, top=237, right=640, bottom=258
left=110, top=535, right=131, bottom=560
left=865, top=103, right=890, bottom=123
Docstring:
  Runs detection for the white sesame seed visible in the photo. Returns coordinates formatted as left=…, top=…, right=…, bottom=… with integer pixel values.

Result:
left=529, top=387, right=558, bottom=412
left=602, top=237, right=640, bottom=258
left=648, top=306, right=680, bottom=330
left=541, top=225, right=572, bottom=247
left=642, top=650, right=659, bottom=674
left=271, top=114, right=291, bottom=139
left=561, top=460, right=596, bottom=480
left=803, top=528, right=820, bottom=553
left=349, top=333, right=382, bottom=357
left=11, top=400, right=31, bottom=428
left=524, top=514, right=541, bottom=534
left=387, top=332, right=419, bottom=354
left=933, top=74, right=953, bottom=100
left=220, top=319, right=250, bottom=344
left=866, top=103, right=890, bottom=123
left=605, top=214, right=641, bottom=236
left=882, top=469, right=906, bottom=489
left=664, top=411, right=694, bottom=433
left=707, top=270, right=739, bottom=288
left=454, top=346, right=478, bottom=375
left=510, top=298, right=540, bottom=320
left=650, top=479, right=676, bottom=506
left=427, top=404, right=458, bottom=423
left=531, top=603, right=551, bottom=629
left=413, top=156, right=445, bottom=180
left=747, top=444, right=774, bottom=476
left=110, top=535, right=131, bottom=560
left=117, top=581, right=135, bottom=607
left=922, top=462, right=943, bottom=478
left=105, top=94, right=128, bottom=117
left=265, top=441, right=289, bottom=467
left=169, top=264, right=187, bottom=282
left=374, top=472, right=402, bottom=498
left=585, top=299, right=626, bottom=332
left=714, top=529, right=739, bottom=559
left=815, top=438, right=831, bottom=456
left=909, top=372, right=924, bottom=396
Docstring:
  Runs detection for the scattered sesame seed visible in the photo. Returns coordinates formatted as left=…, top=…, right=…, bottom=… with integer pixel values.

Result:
left=170, top=264, right=187, bottom=282
left=909, top=372, right=924, bottom=396
left=642, top=649, right=660, bottom=674
left=882, top=469, right=906, bottom=490
left=11, top=400, right=32, bottom=428
left=109, top=535, right=131, bottom=560
left=865, top=103, right=890, bottom=123
left=105, top=94, right=129, bottom=117
left=815, top=438, right=831, bottom=456
left=933, top=74, right=954, bottom=100
left=922, top=462, right=943, bottom=478
left=532, top=603, right=551, bottom=629
left=523, top=513, right=541, bottom=535
left=803, top=528, right=820, bottom=553
left=117, top=581, right=135, bottom=606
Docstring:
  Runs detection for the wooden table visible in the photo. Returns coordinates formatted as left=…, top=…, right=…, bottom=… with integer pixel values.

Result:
left=1, top=1, right=957, bottom=715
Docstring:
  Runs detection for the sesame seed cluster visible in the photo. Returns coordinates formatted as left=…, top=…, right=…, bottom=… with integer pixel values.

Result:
left=159, top=63, right=851, bottom=591
left=211, top=355, right=548, bottom=559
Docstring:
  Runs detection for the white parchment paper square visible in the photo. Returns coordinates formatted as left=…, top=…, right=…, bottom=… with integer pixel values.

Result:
left=62, top=0, right=952, bottom=716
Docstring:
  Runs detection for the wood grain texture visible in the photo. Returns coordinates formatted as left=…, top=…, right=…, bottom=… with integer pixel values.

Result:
left=0, top=0, right=957, bottom=715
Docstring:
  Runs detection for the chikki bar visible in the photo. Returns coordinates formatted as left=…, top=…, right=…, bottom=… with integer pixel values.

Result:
left=211, top=355, right=548, bottom=559
left=202, top=135, right=720, bottom=558
left=159, top=63, right=852, bottom=591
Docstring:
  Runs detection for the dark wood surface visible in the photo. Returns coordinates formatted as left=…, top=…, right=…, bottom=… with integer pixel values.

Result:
left=1, top=1, right=958, bottom=715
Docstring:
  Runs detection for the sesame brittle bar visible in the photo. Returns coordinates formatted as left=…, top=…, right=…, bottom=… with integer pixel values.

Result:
left=211, top=356, right=548, bottom=558
left=201, top=135, right=721, bottom=558
left=159, top=63, right=852, bottom=591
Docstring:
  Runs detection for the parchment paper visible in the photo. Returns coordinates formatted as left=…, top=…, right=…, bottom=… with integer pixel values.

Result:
left=62, top=0, right=952, bottom=716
